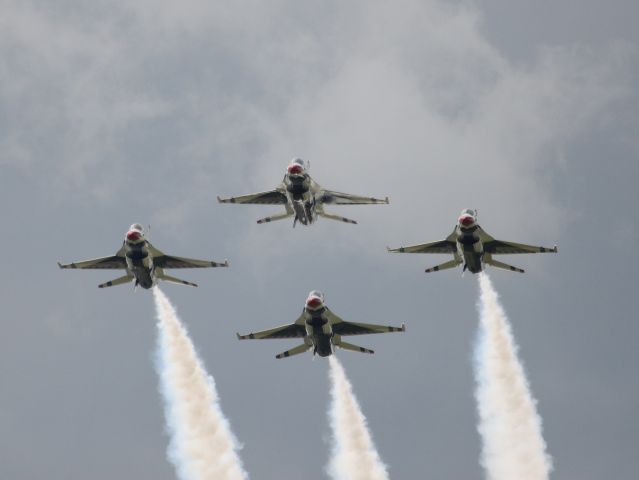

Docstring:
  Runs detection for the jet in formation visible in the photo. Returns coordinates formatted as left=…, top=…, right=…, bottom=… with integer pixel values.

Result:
left=58, top=224, right=228, bottom=289
left=237, top=290, right=405, bottom=358
left=217, top=158, right=389, bottom=226
left=388, top=209, right=558, bottom=274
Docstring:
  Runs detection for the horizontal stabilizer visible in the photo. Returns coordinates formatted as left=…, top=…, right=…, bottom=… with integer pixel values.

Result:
left=275, top=343, right=312, bottom=359
left=256, top=212, right=294, bottom=224
left=425, top=258, right=462, bottom=273
left=318, top=211, right=357, bottom=224
left=336, top=341, right=374, bottom=355
left=484, top=256, right=525, bottom=273
left=155, top=270, right=198, bottom=287
left=98, top=274, right=134, bottom=288
left=333, top=335, right=374, bottom=354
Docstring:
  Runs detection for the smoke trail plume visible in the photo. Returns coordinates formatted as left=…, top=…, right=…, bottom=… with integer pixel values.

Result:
left=474, top=273, right=552, bottom=480
left=327, top=356, right=389, bottom=480
left=153, top=287, right=248, bottom=480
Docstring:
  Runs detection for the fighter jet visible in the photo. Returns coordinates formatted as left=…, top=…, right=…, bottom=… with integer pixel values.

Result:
left=237, top=290, right=405, bottom=358
left=217, top=158, right=389, bottom=226
left=58, top=224, right=228, bottom=289
left=388, top=209, right=558, bottom=274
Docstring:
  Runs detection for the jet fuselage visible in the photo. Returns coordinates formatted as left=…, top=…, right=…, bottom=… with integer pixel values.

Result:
left=304, top=306, right=334, bottom=357
left=283, top=172, right=318, bottom=226
left=123, top=227, right=156, bottom=289
left=451, top=210, right=485, bottom=273
left=302, top=292, right=335, bottom=356
left=456, top=224, right=485, bottom=274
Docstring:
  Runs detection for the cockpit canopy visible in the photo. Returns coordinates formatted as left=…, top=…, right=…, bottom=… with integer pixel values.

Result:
left=129, top=223, right=144, bottom=233
left=308, top=290, right=324, bottom=299
left=460, top=209, right=475, bottom=217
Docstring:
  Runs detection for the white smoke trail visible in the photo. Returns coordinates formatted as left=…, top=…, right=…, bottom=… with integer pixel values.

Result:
left=474, top=273, right=552, bottom=480
left=153, top=287, right=248, bottom=480
left=327, top=356, right=389, bottom=480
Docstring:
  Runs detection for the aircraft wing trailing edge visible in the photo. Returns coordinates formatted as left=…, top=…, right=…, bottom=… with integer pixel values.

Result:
left=146, top=244, right=229, bottom=269
left=154, top=256, right=229, bottom=269
left=327, top=309, right=406, bottom=336
left=320, top=190, right=389, bottom=205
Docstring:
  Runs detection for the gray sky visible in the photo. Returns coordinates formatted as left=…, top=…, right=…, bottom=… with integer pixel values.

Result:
left=1, top=0, right=638, bottom=478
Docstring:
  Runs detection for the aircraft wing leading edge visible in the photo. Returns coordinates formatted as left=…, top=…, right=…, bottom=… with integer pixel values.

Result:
left=387, top=240, right=455, bottom=254
left=154, top=255, right=229, bottom=269
left=388, top=228, right=457, bottom=254
left=217, top=190, right=288, bottom=205
left=57, top=255, right=126, bottom=270
left=237, top=315, right=306, bottom=340
left=327, top=309, right=406, bottom=336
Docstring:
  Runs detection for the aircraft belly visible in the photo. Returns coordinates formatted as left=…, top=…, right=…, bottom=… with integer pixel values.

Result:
left=285, top=175, right=310, bottom=197
left=313, top=334, right=333, bottom=357
left=464, top=252, right=483, bottom=274
left=290, top=197, right=316, bottom=225
left=125, top=244, right=150, bottom=267
left=132, top=267, right=154, bottom=289
left=292, top=200, right=308, bottom=224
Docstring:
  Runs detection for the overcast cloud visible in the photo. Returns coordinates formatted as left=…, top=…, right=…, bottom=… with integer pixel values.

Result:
left=1, top=0, right=638, bottom=479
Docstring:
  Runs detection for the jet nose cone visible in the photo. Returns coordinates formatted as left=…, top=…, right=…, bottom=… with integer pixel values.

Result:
left=306, top=297, right=322, bottom=309
left=288, top=163, right=304, bottom=175
left=459, top=215, right=475, bottom=227
left=126, top=230, right=142, bottom=241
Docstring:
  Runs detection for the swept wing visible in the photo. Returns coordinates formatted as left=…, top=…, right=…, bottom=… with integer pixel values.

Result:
left=217, top=190, right=287, bottom=205
left=58, top=246, right=126, bottom=269
left=478, top=228, right=558, bottom=254
left=147, top=244, right=229, bottom=269
left=326, top=309, right=405, bottom=336
left=388, top=229, right=457, bottom=254
left=237, top=314, right=306, bottom=340
left=320, top=190, right=389, bottom=205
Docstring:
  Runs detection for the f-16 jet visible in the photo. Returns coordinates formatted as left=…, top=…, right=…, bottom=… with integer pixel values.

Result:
left=58, top=224, right=228, bottom=289
left=217, top=158, right=389, bottom=226
left=388, top=209, right=557, bottom=274
left=237, top=290, right=405, bottom=358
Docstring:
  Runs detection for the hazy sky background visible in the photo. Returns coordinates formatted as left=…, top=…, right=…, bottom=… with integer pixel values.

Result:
left=1, top=0, right=638, bottom=478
